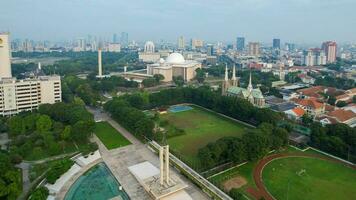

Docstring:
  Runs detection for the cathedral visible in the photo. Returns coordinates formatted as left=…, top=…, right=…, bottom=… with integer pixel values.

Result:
left=222, top=65, right=265, bottom=108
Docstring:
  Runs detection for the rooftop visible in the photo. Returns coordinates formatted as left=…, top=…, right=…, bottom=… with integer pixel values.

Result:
left=327, top=109, right=356, bottom=122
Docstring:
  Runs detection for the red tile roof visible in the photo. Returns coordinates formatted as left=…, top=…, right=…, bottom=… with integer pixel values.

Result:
left=293, top=98, right=324, bottom=110
left=292, top=107, right=305, bottom=117
left=327, top=109, right=356, bottom=122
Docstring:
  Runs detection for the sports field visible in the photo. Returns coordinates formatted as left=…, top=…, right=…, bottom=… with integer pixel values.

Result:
left=262, top=157, right=356, bottom=200
left=161, top=105, right=251, bottom=164
left=94, top=122, right=131, bottom=150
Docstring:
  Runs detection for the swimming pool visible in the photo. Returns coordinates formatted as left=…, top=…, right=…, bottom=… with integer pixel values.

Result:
left=168, top=105, right=193, bottom=113
left=64, top=162, right=130, bottom=200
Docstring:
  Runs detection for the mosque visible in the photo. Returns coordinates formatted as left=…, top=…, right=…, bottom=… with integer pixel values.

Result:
left=147, top=52, right=201, bottom=82
left=222, top=65, right=266, bottom=108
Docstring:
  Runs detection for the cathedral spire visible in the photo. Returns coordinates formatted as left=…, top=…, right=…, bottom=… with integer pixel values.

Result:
left=232, top=64, right=236, bottom=81
left=247, top=70, right=253, bottom=92
left=224, top=63, right=228, bottom=81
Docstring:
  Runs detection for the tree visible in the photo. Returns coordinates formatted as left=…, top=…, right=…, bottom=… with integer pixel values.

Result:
left=142, top=78, right=156, bottom=87
left=153, top=74, right=164, bottom=83
left=195, top=68, right=205, bottom=83
left=61, top=125, right=72, bottom=141
left=327, top=96, right=336, bottom=105
left=336, top=101, right=347, bottom=107
left=71, top=120, right=95, bottom=142
left=36, top=115, right=52, bottom=133
left=29, top=186, right=49, bottom=200
left=173, top=76, right=184, bottom=87
left=301, top=114, right=313, bottom=126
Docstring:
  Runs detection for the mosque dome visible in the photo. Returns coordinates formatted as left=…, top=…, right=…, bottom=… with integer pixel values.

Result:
left=159, top=58, right=165, bottom=64
left=165, top=53, right=185, bottom=64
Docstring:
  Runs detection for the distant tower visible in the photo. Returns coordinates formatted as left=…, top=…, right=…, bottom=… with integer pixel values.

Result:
left=247, top=70, right=253, bottom=92
left=279, top=64, right=285, bottom=81
left=38, top=62, right=41, bottom=70
left=221, top=64, right=230, bottom=95
left=231, top=64, right=238, bottom=87
left=98, top=48, right=103, bottom=77
left=0, top=32, right=12, bottom=78
left=144, top=41, right=155, bottom=53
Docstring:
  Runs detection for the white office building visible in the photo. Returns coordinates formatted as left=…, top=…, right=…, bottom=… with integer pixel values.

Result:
left=0, top=32, right=62, bottom=116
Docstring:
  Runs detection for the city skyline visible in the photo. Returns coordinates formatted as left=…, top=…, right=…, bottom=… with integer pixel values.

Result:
left=1, top=0, right=356, bottom=43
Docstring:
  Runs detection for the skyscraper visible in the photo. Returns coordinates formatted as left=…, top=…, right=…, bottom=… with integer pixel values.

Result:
left=322, top=41, right=337, bottom=63
left=113, top=33, right=118, bottom=43
left=273, top=38, right=281, bottom=49
left=248, top=42, right=260, bottom=56
left=177, top=36, right=185, bottom=50
left=191, top=39, right=204, bottom=50
left=0, top=32, right=12, bottom=78
left=236, top=37, right=245, bottom=51
left=121, top=32, right=129, bottom=46
left=207, top=44, right=214, bottom=56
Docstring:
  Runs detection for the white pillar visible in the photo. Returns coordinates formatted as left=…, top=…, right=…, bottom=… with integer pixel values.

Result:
left=98, top=49, right=102, bottom=77
left=165, top=145, right=170, bottom=184
left=159, top=147, right=164, bottom=185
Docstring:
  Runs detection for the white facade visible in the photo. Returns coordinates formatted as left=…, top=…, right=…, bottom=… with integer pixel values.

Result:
left=0, top=32, right=62, bottom=116
left=147, top=53, right=201, bottom=82
left=107, top=43, right=121, bottom=52
left=0, top=33, right=12, bottom=78
left=0, top=76, right=62, bottom=116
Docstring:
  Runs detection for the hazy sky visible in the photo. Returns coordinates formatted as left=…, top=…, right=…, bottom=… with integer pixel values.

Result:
left=1, top=0, right=356, bottom=44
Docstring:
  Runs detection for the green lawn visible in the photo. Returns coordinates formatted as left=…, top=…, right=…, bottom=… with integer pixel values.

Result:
left=263, top=157, right=356, bottom=200
left=94, top=122, right=131, bottom=150
left=161, top=106, right=251, bottom=165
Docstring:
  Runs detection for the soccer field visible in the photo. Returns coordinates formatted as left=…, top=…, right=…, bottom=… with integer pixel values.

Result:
left=262, top=157, right=356, bottom=200
left=161, top=105, right=251, bottom=165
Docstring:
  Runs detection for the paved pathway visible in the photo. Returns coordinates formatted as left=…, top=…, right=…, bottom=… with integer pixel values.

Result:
left=86, top=107, right=209, bottom=200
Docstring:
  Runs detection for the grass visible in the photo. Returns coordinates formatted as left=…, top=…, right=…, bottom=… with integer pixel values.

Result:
left=263, top=157, right=356, bottom=200
left=94, top=122, right=131, bottom=150
left=161, top=105, right=251, bottom=165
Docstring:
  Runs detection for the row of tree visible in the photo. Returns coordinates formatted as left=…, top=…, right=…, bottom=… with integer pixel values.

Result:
left=104, top=99, right=154, bottom=140
left=197, top=123, right=288, bottom=170
left=310, top=122, right=356, bottom=162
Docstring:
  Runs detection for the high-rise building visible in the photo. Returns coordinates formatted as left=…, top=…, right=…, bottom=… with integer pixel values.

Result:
left=191, top=39, right=204, bottom=50
left=322, top=41, right=337, bottom=63
left=0, top=33, right=12, bottom=78
left=302, top=48, right=327, bottom=66
left=0, top=33, right=61, bottom=116
left=236, top=37, right=245, bottom=51
left=285, top=43, right=296, bottom=52
left=248, top=42, right=260, bottom=56
left=273, top=38, right=281, bottom=49
left=113, top=33, right=118, bottom=43
left=177, top=36, right=185, bottom=50
left=207, top=44, right=214, bottom=56
left=121, top=32, right=129, bottom=46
